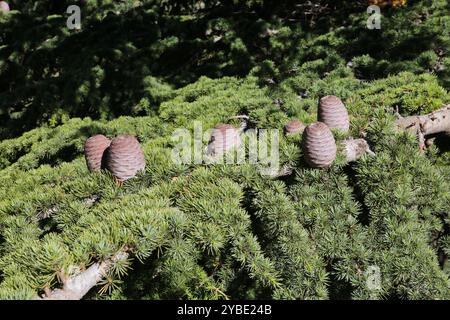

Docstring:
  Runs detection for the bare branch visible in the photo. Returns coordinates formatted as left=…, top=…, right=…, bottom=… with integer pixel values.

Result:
left=39, top=250, right=129, bottom=300
left=395, top=105, right=450, bottom=137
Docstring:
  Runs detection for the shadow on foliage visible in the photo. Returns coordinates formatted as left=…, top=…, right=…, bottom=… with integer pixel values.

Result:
left=1, top=0, right=449, bottom=140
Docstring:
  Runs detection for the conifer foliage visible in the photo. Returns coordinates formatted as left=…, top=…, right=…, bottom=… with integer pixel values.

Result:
left=0, top=0, right=449, bottom=300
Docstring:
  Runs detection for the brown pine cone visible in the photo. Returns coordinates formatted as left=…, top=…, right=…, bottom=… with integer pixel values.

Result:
left=206, top=124, right=241, bottom=156
left=302, top=122, right=337, bottom=168
left=284, top=119, right=306, bottom=135
left=318, top=95, right=350, bottom=132
left=104, top=135, right=146, bottom=181
left=84, top=134, right=111, bottom=172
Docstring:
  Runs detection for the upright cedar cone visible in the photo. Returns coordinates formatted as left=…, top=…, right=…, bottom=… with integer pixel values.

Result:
left=206, top=124, right=241, bottom=156
left=318, top=95, right=350, bottom=132
left=284, top=119, right=306, bottom=135
left=0, top=1, right=9, bottom=12
left=84, top=134, right=111, bottom=172
left=104, top=135, right=146, bottom=181
left=302, top=122, right=337, bottom=168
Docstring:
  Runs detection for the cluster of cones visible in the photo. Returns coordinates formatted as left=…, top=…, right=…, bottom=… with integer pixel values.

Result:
left=83, top=95, right=354, bottom=180
left=84, top=134, right=146, bottom=185
left=205, top=95, right=353, bottom=169
left=285, top=95, right=350, bottom=168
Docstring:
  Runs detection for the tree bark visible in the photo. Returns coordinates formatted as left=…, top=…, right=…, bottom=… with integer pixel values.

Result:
left=395, top=105, right=450, bottom=149
left=39, top=250, right=129, bottom=300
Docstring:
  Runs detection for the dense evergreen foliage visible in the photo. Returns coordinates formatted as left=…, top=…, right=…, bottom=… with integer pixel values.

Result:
left=0, top=0, right=449, bottom=299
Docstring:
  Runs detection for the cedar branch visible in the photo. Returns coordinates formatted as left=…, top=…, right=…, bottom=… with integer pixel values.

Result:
left=39, top=250, right=129, bottom=300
